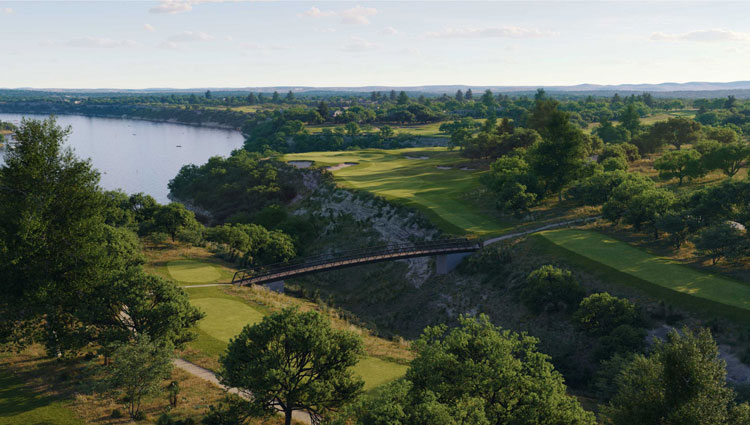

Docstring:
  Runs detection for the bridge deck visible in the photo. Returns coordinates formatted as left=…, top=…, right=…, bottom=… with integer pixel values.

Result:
left=232, top=238, right=481, bottom=286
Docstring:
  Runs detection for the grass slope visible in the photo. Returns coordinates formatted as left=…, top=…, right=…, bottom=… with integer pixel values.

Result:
left=0, top=368, right=82, bottom=425
left=184, top=283, right=407, bottom=392
left=285, top=147, right=513, bottom=236
left=540, top=229, right=750, bottom=314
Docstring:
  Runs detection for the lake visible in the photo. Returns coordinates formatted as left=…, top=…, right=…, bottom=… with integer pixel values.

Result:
left=0, top=113, right=244, bottom=203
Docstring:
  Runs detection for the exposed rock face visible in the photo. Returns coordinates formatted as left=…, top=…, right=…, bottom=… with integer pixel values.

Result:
left=293, top=170, right=440, bottom=287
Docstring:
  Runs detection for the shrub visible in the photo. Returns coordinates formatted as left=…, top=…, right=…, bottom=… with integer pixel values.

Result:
left=574, top=293, right=641, bottom=336
left=593, top=324, right=647, bottom=361
left=520, top=265, right=586, bottom=314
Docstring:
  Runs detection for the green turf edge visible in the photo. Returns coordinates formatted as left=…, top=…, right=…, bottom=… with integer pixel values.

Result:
left=530, top=234, right=750, bottom=327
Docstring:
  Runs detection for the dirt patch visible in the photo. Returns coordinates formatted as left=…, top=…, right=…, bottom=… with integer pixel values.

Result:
left=327, top=162, right=358, bottom=171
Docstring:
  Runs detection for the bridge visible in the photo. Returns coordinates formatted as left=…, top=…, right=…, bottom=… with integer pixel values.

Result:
left=231, top=238, right=482, bottom=288
left=230, top=216, right=600, bottom=291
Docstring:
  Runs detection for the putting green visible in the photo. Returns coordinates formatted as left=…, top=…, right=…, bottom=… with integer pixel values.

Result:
left=191, top=298, right=265, bottom=342
left=167, top=259, right=222, bottom=284
left=284, top=148, right=512, bottom=236
left=541, top=229, right=750, bottom=311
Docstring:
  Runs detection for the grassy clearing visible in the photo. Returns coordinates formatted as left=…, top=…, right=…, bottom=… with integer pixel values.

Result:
left=0, top=345, right=249, bottom=425
left=285, top=147, right=515, bottom=236
left=180, top=276, right=411, bottom=393
left=540, top=229, right=750, bottom=315
left=0, top=368, right=82, bottom=425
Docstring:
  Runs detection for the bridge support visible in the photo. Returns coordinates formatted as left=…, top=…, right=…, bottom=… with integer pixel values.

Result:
left=435, top=252, right=472, bottom=275
left=263, top=280, right=285, bottom=293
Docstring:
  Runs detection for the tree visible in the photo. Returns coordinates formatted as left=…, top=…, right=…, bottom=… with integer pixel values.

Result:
left=246, top=93, right=258, bottom=105
left=526, top=107, right=588, bottom=199
left=465, top=88, right=473, bottom=100
left=104, top=335, right=174, bottom=420
left=481, top=89, right=495, bottom=108
left=480, top=156, right=542, bottom=215
left=219, top=308, right=364, bottom=425
left=205, top=90, right=212, bottom=99
left=397, top=91, right=409, bottom=105
left=620, top=103, right=641, bottom=135
left=345, top=121, right=361, bottom=138
left=653, top=149, right=704, bottom=185
left=361, top=315, right=596, bottom=425
left=94, top=268, right=204, bottom=350
left=595, top=118, right=631, bottom=144
left=271, top=91, right=281, bottom=103
left=622, top=188, right=675, bottom=238
left=698, top=140, right=750, bottom=179
left=574, top=293, right=641, bottom=336
left=704, top=126, right=740, bottom=145
left=455, top=89, right=464, bottom=102
left=154, top=203, right=199, bottom=241
left=521, top=265, right=586, bottom=314
left=694, top=223, right=747, bottom=265
left=285, top=90, right=295, bottom=102
left=649, top=117, right=702, bottom=150
left=0, top=117, right=113, bottom=354
left=379, top=124, right=394, bottom=139
left=603, top=328, right=747, bottom=425
left=317, top=101, right=329, bottom=120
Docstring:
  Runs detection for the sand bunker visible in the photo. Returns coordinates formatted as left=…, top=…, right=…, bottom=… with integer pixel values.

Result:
left=460, top=166, right=476, bottom=171
left=327, top=162, right=358, bottom=171
left=436, top=166, right=452, bottom=170
left=288, top=161, right=313, bottom=169
left=405, top=155, right=429, bottom=160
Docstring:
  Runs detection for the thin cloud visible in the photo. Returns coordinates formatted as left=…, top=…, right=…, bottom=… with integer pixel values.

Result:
left=1, top=8, right=12, bottom=14
left=340, top=5, right=377, bottom=25
left=302, top=6, right=336, bottom=18
left=300, top=5, right=377, bottom=26
left=426, top=26, right=555, bottom=39
left=167, top=31, right=215, bottom=42
left=379, top=26, right=399, bottom=36
left=150, top=0, right=193, bottom=14
left=65, top=37, right=138, bottom=48
left=240, top=42, right=291, bottom=51
left=650, top=29, right=750, bottom=42
left=144, top=23, right=156, bottom=32
left=340, top=36, right=378, bottom=52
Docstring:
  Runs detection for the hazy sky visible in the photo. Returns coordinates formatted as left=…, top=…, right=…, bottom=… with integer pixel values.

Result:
left=2, top=1, right=750, bottom=89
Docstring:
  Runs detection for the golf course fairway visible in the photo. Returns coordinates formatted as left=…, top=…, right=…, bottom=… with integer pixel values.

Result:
left=541, top=229, right=750, bottom=312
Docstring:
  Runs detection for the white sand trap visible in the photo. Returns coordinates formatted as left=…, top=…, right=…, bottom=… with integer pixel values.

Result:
left=327, top=162, right=358, bottom=171
left=460, top=166, right=476, bottom=171
left=405, top=155, right=429, bottom=160
left=436, top=166, right=452, bottom=170
left=289, top=161, right=313, bottom=169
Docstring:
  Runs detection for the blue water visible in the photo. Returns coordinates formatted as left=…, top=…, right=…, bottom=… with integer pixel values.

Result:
left=0, top=113, right=244, bottom=203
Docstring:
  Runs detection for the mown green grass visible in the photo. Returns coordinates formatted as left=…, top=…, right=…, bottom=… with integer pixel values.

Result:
left=185, top=284, right=407, bottom=392
left=0, top=369, right=82, bottom=425
left=540, top=229, right=750, bottom=313
left=167, top=259, right=232, bottom=284
left=285, top=148, right=513, bottom=236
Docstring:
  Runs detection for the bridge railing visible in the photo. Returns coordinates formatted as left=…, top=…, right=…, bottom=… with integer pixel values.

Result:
left=232, top=238, right=480, bottom=285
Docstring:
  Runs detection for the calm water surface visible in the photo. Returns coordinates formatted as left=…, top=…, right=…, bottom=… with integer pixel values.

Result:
left=0, top=113, right=244, bottom=203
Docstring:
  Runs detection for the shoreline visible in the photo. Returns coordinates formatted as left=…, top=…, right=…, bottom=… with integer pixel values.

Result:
left=0, top=108, right=243, bottom=132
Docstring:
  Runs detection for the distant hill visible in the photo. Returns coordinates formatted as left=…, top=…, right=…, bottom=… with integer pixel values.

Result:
left=6, top=81, right=750, bottom=98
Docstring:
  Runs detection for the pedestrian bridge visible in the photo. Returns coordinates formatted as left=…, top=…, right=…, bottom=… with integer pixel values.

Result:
left=231, top=238, right=482, bottom=287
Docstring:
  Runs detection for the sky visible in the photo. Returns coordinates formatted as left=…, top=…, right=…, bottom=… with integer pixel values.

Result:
left=2, top=1, right=750, bottom=89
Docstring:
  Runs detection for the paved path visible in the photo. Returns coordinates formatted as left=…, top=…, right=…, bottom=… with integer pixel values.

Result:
left=174, top=358, right=312, bottom=424
left=483, top=216, right=600, bottom=246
